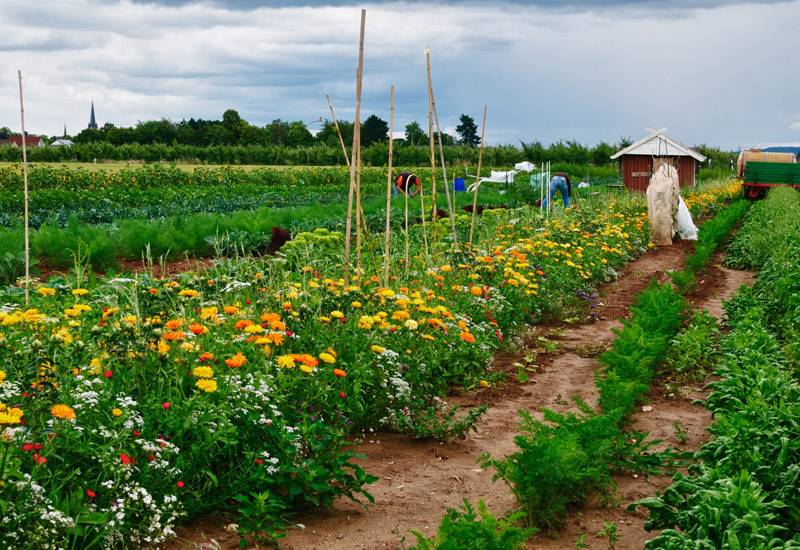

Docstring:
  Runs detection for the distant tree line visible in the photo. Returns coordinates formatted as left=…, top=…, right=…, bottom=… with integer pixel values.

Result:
left=0, top=111, right=737, bottom=167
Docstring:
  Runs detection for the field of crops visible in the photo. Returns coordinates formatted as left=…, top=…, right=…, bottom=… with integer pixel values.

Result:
left=0, top=169, right=743, bottom=548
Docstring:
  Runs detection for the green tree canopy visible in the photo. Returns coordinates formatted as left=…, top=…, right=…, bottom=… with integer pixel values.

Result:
left=361, top=115, right=389, bottom=146
left=404, top=121, right=427, bottom=146
left=455, top=114, right=479, bottom=146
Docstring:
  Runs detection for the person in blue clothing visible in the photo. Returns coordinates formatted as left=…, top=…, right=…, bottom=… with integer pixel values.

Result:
left=541, top=172, right=571, bottom=209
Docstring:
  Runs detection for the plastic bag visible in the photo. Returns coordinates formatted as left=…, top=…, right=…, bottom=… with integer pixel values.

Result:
left=676, top=196, right=698, bottom=240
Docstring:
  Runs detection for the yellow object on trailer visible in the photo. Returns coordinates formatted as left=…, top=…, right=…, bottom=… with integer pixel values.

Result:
left=737, top=150, right=797, bottom=178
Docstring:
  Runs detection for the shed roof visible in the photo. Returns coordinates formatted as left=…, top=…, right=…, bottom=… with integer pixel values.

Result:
left=2, top=135, right=44, bottom=147
left=611, top=131, right=707, bottom=162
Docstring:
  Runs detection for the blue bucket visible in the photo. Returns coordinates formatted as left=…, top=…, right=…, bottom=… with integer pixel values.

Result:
left=453, top=178, right=466, bottom=192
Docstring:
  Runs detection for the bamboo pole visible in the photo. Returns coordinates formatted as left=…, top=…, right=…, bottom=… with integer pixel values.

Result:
left=328, top=94, right=371, bottom=241
left=327, top=94, right=350, bottom=167
left=383, top=85, right=395, bottom=286
left=17, top=71, right=30, bottom=305
left=428, top=83, right=459, bottom=251
left=469, top=105, right=487, bottom=246
left=343, top=9, right=366, bottom=284
left=425, top=48, right=437, bottom=222
left=404, top=180, right=409, bottom=277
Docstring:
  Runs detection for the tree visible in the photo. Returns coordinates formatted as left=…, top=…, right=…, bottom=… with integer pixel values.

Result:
left=286, top=121, right=314, bottom=147
left=315, top=119, right=354, bottom=148
left=455, top=114, right=479, bottom=146
left=222, top=109, right=247, bottom=141
left=404, top=121, right=427, bottom=146
left=0, top=127, right=11, bottom=140
left=361, top=115, right=389, bottom=146
left=265, top=119, right=290, bottom=146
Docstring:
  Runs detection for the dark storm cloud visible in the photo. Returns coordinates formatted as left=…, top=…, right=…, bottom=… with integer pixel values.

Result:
left=1, top=0, right=798, bottom=148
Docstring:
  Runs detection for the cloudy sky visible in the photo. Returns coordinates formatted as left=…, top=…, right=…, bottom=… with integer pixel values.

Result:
left=1, top=0, right=798, bottom=148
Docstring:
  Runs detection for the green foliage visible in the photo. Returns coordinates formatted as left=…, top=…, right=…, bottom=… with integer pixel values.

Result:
left=636, top=189, right=800, bottom=547
left=389, top=403, right=487, bottom=442
left=234, top=491, right=288, bottom=548
left=410, top=499, right=536, bottom=550
left=664, top=310, right=720, bottom=381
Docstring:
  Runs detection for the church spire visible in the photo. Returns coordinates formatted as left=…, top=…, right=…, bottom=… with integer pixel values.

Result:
left=88, top=102, right=98, bottom=130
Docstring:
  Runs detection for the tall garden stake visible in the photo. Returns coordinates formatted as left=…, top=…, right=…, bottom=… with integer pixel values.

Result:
left=426, top=49, right=459, bottom=251
left=469, top=105, right=487, bottom=246
left=383, top=85, right=395, bottom=286
left=343, top=9, right=366, bottom=283
left=17, top=71, right=30, bottom=305
left=328, top=94, right=371, bottom=242
left=425, top=48, right=437, bottom=222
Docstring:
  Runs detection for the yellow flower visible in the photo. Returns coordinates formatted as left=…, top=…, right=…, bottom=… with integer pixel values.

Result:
left=72, top=288, right=89, bottom=296
left=37, top=287, right=56, bottom=296
left=192, top=366, right=214, bottom=378
left=51, top=404, right=76, bottom=421
left=351, top=301, right=362, bottom=309
left=470, top=286, right=483, bottom=297
left=299, top=364, right=314, bottom=374
left=0, top=404, right=23, bottom=425
left=319, top=352, right=336, bottom=364
left=404, top=319, right=418, bottom=330
left=158, top=339, right=171, bottom=356
left=112, top=408, right=123, bottom=417
left=371, top=345, right=385, bottom=354
left=0, top=370, right=5, bottom=384
left=330, top=310, right=344, bottom=319
left=178, top=289, right=200, bottom=298
left=479, top=380, right=490, bottom=387
left=277, top=355, right=295, bottom=368
left=195, top=379, right=218, bottom=393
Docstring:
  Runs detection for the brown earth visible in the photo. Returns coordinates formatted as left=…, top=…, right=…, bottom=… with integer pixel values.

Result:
left=169, top=245, right=755, bottom=550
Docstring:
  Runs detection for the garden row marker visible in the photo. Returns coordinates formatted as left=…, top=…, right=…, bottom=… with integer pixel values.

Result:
left=343, top=9, right=366, bottom=284
left=383, top=85, right=395, bottom=286
left=426, top=49, right=459, bottom=251
left=425, top=48, right=437, bottom=223
left=469, top=105, right=487, bottom=246
left=17, top=70, right=30, bottom=305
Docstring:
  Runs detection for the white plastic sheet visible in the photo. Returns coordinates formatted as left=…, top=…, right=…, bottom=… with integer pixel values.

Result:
left=646, top=164, right=680, bottom=246
left=676, top=196, right=698, bottom=240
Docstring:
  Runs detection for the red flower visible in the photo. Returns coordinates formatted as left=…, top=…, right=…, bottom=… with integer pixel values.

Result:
left=339, top=391, right=346, bottom=399
left=285, top=330, right=295, bottom=337
left=86, top=489, right=97, bottom=499
left=148, top=454, right=156, bottom=462
left=132, top=430, right=141, bottom=437
left=162, top=402, right=171, bottom=410
left=245, top=298, right=251, bottom=305
left=148, top=288, right=158, bottom=295
left=32, top=453, right=47, bottom=465
left=119, top=453, right=134, bottom=465
left=255, top=458, right=264, bottom=465
left=21, top=443, right=35, bottom=452
left=495, top=329, right=504, bottom=342
left=176, top=481, right=185, bottom=488
left=103, top=370, right=113, bottom=379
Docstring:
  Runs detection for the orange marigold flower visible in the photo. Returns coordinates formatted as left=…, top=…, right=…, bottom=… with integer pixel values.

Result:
left=460, top=331, right=476, bottom=343
left=225, top=352, right=247, bottom=368
left=223, top=305, right=240, bottom=315
left=163, top=330, right=186, bottom=341
left=199, top=351, right=215, bottom=362
left=51, top=404, right=76, bottom=420
left=234, top=319, right=254, bottom=330
left=333, top=368, right=347, bottom=378
left=189, top=323, right=208, bottom=336
left=165, top=319, right=183, bottom=330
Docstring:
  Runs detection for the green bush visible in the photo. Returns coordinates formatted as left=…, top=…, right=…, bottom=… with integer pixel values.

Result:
left=410, top=500, right=536, bottom=550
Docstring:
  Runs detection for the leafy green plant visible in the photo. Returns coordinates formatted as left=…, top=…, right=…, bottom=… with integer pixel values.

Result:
left=234, top=491, right=288, bottom=548
left=409, top=499, right=536, bottom=550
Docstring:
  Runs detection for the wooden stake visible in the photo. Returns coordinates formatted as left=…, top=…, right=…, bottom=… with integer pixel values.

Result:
left=327, top=94, right=350, bottom=167
left=426, top=49, right=459, bottom=251
left=404, top=178, right=409, bottom=278
left=343, top=9, right=366, bottom=284
left=469, top=104, right=487, bottom=246
left=383, top=85, right=395, bottom=286
left=425, top=48, right=437, bottom=222
left=329, top=94, right=371, bottom=240
left=17, top=71, right=30, bottom=305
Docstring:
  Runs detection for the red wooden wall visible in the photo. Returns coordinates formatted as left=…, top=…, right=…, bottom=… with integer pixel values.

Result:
left=620, top=155, right=697, bottom=192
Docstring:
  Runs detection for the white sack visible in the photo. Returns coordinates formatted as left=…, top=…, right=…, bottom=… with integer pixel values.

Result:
left=676, top=196, right=698, bottom=240
left=646, top=164, right=680, bottom=246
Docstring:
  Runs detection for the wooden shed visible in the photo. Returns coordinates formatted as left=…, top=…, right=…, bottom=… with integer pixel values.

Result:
left=611, top=131, right=707, bottom=192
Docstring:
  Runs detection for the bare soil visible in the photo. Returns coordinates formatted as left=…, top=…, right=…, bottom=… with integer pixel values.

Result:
left=169, top=245, right=755, bottom=550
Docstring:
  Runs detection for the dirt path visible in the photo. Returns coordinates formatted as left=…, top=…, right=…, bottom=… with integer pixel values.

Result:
left=171, top=245, right=754, bottom=550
